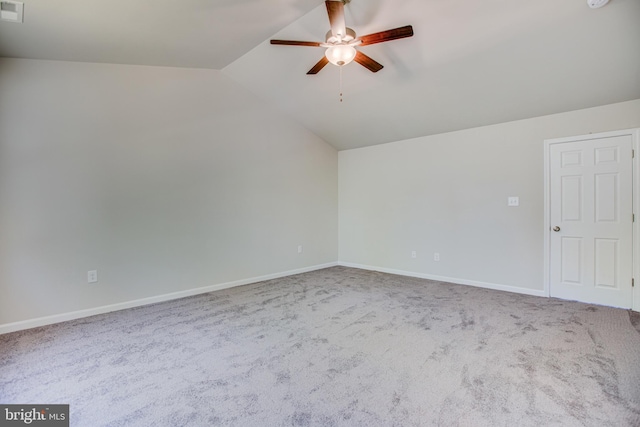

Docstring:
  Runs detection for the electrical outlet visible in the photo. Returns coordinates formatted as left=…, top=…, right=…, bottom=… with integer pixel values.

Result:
left=411, top=251, right=417, bottom=258
left=508, top=196, right=519, bottom=207
left=298, top=245, right=303, bottom=254
left=88, top=270, right=98, bottom=283
left=434, top=253, right=440, bottom=262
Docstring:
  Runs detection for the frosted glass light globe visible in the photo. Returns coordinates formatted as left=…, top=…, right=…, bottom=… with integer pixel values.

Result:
left=325, top=45, right=357, bottom=66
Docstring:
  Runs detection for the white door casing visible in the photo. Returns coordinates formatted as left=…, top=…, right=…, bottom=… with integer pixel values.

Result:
left=544, top=130, right=638, bottom=309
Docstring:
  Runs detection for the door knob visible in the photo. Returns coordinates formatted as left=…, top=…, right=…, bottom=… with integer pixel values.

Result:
left=553, top=226, right=560, bottom=232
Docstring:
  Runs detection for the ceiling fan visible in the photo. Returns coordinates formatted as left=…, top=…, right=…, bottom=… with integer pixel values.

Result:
left=270, top=0, right=414, bottom=74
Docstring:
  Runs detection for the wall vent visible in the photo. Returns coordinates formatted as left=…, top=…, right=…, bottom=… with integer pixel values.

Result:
left=0, top=1, right=24, bottom=23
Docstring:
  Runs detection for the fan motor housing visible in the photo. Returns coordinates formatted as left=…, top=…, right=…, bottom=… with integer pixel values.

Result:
left=325, top=27, right=356, bottom=44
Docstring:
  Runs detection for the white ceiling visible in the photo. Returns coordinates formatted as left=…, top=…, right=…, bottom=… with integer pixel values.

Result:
left=0, top=0, right=320, bottom=69
left=1, top=0, right=639, bottom=150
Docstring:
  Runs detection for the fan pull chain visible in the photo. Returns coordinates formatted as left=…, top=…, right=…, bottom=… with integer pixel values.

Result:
left=339, top=65, right=343, bottom=103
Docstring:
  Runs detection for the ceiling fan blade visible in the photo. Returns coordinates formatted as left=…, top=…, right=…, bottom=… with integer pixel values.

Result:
left=326, top=0, right=347, bottom=38
left=307, top=57, right=330, bottom=75
left=354, top=51, right=383, bottom=73
left=270, top=40, right=322, bottom=47
left=358, top=25, right=414, bottom=46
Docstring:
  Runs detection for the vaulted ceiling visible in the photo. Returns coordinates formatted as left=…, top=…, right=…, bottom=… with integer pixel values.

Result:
left=1, top=0, right=639, bottom=150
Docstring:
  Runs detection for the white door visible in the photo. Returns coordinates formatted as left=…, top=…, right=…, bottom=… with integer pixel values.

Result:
left=549, top=134, right=633, bottom=308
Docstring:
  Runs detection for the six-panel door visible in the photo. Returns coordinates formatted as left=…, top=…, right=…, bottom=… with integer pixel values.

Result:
left=549, top=135, right=633, bottom=308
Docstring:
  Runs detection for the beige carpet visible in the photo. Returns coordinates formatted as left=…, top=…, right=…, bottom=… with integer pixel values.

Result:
left=1, top=266, right=639, bottom=426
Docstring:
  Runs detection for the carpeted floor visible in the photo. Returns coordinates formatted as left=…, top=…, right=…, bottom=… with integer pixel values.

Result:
left=1, top=266, right=639, bottom=426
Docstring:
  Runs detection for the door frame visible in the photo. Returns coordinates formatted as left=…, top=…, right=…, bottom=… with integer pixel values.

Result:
left=543, top=128, right=640, bottom=311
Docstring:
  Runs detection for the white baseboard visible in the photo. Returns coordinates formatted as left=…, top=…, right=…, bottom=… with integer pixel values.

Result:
left=0, top=262, right=338, bottom=335
left=338, top=262, right=547, bottom=298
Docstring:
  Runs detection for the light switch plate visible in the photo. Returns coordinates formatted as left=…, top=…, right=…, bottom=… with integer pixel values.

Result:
left=88, top=270, right=98, bottom=283
left=508, top=196, right=519, bottom=207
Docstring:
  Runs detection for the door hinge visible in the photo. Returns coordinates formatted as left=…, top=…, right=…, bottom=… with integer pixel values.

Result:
left=634, top=213, right=636, bottom=222
left=633, top=149, right=636, bottom=158
left=633, top=278, right=635, bottom=287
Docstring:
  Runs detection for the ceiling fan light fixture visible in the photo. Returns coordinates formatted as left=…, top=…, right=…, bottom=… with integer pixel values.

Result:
left=325, top=45, right=356, bottom=66
left=270, top=1, right=413, bottom=75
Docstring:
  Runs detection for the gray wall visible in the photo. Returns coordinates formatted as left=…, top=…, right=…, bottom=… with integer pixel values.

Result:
left=0, top=59, right=338, bottom=325
left=339, top=100, right=640, bottom=292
